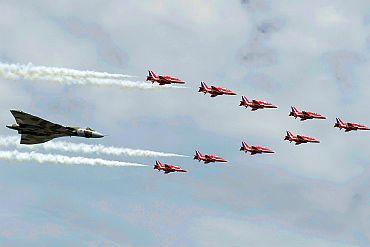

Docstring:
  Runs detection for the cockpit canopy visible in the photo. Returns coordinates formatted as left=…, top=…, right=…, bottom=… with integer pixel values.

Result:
left=86, top=127, right=94, bottom=131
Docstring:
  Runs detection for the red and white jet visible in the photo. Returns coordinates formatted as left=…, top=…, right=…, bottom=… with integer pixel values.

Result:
left=284, top=131, right=320, bottom=145
left=239, top=96, right=277, bottom=111
left=289, top=107, right=326, bottom=121
left=193, top=150, right=227, bottom=164
left=240, top=141, right=274, bottom=155
left=154, top=161, right=187, bottom=174
left=334, top=118, right=370, bottom=132
left=198, top=82, right=237, bottom=97
left=146, top=70, right=185, bottom=85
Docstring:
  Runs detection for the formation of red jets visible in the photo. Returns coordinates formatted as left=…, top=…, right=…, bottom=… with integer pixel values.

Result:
left=147, top=70, right=370, bottom=174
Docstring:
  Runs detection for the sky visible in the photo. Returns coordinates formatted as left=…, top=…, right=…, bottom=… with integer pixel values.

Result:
left=0, top=0, right=370, bottom=246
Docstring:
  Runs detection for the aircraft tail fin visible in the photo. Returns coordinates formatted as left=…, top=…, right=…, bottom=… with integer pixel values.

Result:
left=240, top=141, right=249, bottom=151
left=154, top=160, right=159, bottom=169
left=148, top=70, right=158, bottom=78
left=240, top=96, right=249, bottom=106
left=290, top=106, right=298, bottom=116
left=335, top=118, right=344, bottom=128
left=194, top=150, right=202, bottom=160
left=242, top=96, right=249, bottom=103
left=201, top=81, right=209, bottom=89
left=154, top=160, right=162, bottom=168
left=199, top=82, right=209, bottom=92
left=285, top=131, right=293, bottom=140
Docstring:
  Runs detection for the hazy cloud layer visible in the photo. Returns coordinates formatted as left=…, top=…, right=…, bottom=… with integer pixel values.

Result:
left=0, top=0, right=370, bottom=246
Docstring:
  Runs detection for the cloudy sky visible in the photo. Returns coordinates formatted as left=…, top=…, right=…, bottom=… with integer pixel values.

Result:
left=0, top=0, right=370, bottom=246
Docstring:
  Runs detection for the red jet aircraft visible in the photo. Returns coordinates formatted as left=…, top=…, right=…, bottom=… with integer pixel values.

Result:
left=193, top=150, right=227, bottom=164
left=284, top=131, right=320, bottom=145
left=146, top=70, right=185, bottom=85
left=240, top=141, right=274, bottom=155
left=239, top=96, right=277, bottom=111
left=334, top=118, right=370, bottom=132
left=198, top=82, right=237, bottom=97
left=154, top=161, right=187, bottom=174
left=289, top=107, right=326, bottom=121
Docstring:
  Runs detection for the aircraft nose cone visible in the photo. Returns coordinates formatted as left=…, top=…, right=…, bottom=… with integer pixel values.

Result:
left=92, top=131, right=104, bottom=138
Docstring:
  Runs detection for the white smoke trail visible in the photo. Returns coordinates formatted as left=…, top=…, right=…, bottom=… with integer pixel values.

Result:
left=0, top=62, right=186, bottom=89
left=0, top=136, right=188, bottom=158
left=0, top=150, right=147, bottom=167
left=0, top=62, right=134, bottom=79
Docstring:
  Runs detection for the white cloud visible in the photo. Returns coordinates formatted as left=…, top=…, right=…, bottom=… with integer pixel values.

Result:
left=190, top=216, right=357, bottom=247
left=1, top=0, right=370, bottom=246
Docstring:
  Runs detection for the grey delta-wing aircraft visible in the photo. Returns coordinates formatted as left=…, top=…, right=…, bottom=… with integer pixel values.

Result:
left=7, top=110, right=104, bottom=144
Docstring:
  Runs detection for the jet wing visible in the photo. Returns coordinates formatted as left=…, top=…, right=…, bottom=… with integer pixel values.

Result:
left=11, top=110, right=63, bottom=128
left=20, top=134, right=56, bottom=145
left=158, top=79, right=170, bottom=85
left=252, top=100, right=261, bottom=105
left=204, top=155, right=215, bottom=160
left=297, top=135, right=306, bottom=142
left=10, top=110, right=73, bottom=136
left=211, top=86, right=222, bottom=92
